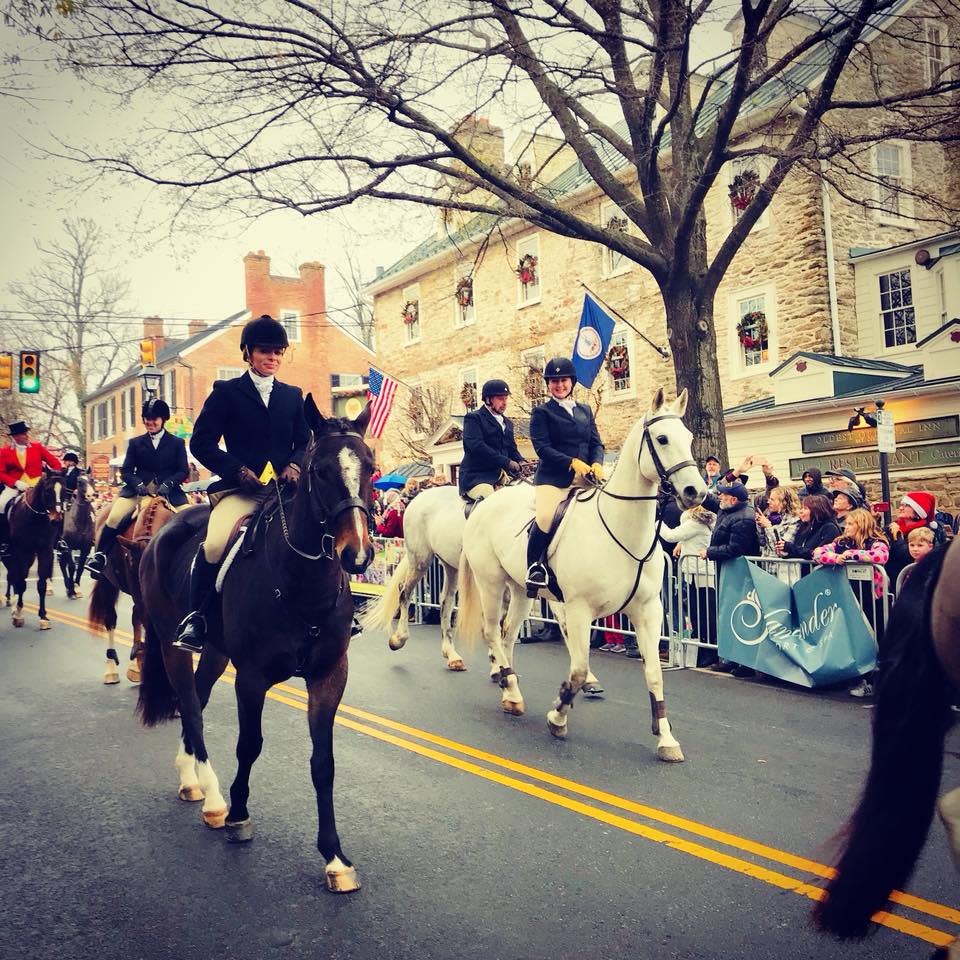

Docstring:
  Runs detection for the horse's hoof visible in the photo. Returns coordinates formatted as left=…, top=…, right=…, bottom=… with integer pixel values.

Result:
left=582, top=682, right=604, bottom=697
left=388, top=634, right=406, bottom=651
left=202, top=807, right=228, bottom=829
left=447, top=659, right=467, bottom=672
left=103, top=667, right=120, bottom=685
left=126, top=663, right=141, bottom=683
left=39, top=619, right=51, bottom=631
left=501, top=699, right=525, bottom=716
left=325, top=865, right=361, bottom=894
left=657, top=745, right=685, bottom=763
left=178, top=785, right=204, bottom=802
left=547, top=709, right=568, bottom=738
left=225, top=818, right=254, bottom=843
left=12, top=617, right=24, bottom=628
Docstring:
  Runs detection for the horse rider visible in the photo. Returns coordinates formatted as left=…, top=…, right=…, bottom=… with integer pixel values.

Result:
left=458, top=378, right=523, bottom=507
left=172, top=314, right=310, bottom=653
left=0, top=420, right=63, bottom=559
left=87, top=398, right=190, bottom=579
left=525, top=357, right=605, bottom=597
left=55, top=450, right=83, bottom=552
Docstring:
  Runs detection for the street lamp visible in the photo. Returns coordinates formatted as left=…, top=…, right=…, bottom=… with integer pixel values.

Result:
left=846, top=398, right=894, bottom=524
left=139, top=364, right=162, bottom=399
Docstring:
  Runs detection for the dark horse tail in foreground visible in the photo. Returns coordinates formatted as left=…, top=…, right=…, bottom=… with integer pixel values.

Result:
left=137, top=396, right=374, bottom=893
left=814, top=537, right=960, bottom=949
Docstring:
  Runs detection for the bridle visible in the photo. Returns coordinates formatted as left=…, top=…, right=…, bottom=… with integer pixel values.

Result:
left=23, top=475, right=63, bottom=519
left=273, top=430, right=372, bottom=561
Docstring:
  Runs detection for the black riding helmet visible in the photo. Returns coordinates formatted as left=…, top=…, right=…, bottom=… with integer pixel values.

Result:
left=142, top=398, right=171, bottom=422
left=481, top=379, right=511, bottom=403
left=241, top=314, right=289, bottom=358
left=63, top=451, right=79, bottom=464
left=543, top=356, right=577, bottom=387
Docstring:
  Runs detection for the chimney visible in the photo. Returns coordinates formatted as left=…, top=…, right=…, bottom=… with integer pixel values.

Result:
left=187, top=319, right=208, bottom=337
left=143, top=316, right=165, bottom=352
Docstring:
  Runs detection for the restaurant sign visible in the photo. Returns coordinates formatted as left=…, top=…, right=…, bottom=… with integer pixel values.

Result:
left=800, top=416, right=959, bottom=454
left=790, top=440, right=960, bottom=479
left=90, top=453, right=111, bottom=482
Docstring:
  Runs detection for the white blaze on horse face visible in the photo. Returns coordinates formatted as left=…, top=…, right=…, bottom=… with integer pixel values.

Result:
left=338, top=448, right=366, bottom=543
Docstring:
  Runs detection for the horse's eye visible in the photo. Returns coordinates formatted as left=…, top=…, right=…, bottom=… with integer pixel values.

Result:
left=657, top=435, right=669, bottom=445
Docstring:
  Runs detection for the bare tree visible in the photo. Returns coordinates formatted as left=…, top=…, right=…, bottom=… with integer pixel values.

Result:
left=10, top=0, right=960, bottom=463
left=394, top=383, right=452, bottom=462
left=333, top=248, right=376, bottom=349
left=4, top=218, right=136, bottom=454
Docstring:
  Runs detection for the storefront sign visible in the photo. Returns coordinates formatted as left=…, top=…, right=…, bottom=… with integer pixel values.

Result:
left=90, top=454, right=111, bottom=482
left=790, top=440, right=960, bottom=479
left=800, top=415, right=958, bottom=454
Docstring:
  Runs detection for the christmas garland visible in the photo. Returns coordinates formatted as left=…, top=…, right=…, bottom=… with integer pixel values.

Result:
left=401, top=300, right=419, bottom=325
left=736, top=310, right=768, bottom=349
left=728, top=169, right=760, bottom=211
left=516, top=253, right=538, bottom=286
left=455, top=277, right=473, bottom=308
left=605, top=344, right=630, bottom=375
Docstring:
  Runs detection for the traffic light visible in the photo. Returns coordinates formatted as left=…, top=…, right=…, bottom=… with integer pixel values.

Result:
left=0, top=353, right=12, bottom=391
left=139, top=338, right=157, bottom=367
left=18, top=351, right=40, bottom=394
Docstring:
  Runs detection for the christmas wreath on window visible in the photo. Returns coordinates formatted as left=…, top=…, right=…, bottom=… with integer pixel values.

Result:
left=455, top=277, right=474, bottom=308
left=516, top=254, right=538, bottom=286
left=605, top=344, right=630, bottom=376
left=728, top=169, right=760, bottom=211
left=736, top=311, right=768, bottom=349
left=460, top=383, right=477, bottom=409
left=401, top=300, right=419, bottom=325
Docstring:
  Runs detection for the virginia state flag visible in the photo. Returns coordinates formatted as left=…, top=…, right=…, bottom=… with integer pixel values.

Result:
left=571, top=294, right=616, bottom=388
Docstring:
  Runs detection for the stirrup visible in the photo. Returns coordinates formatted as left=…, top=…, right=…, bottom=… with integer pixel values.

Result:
left=525, top=563, right=548, bottom=597
left=350, top=617, right=364, bottom=639
left=87, top=552, right=107, bottom=580
left=172, top=612, right=206, bottom=654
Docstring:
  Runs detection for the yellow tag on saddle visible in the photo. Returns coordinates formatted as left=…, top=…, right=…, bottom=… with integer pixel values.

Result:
left=258, top=462, right=278, bottom=484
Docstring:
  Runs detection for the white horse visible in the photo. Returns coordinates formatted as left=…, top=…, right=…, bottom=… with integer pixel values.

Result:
left=456, top=388, right=706, bottom=760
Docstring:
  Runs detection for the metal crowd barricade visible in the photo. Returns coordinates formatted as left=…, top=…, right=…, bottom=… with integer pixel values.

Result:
left=673, top=554, right=893, bottom=669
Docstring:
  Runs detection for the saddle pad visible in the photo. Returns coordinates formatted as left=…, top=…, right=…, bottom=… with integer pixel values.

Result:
left=216, top=525, right=248, bottom=594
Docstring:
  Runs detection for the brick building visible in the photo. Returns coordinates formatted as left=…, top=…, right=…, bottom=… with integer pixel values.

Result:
left=84, top=251, right=375, bottom=483
left=366, top=7, right=960, bottom=512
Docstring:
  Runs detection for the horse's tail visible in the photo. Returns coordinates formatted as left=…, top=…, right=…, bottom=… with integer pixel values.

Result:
left=135, top=618, right=178, bottom=727
left=87, top=576, right=120, bottom=634
left=361, top=553, right=409, bottom=632
left=814, top=547, right=953, bottom=939
left=455, top=550, right=483, bottom=644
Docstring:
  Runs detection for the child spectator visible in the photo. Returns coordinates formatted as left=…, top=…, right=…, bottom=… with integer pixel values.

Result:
left=907, top=525, right=935, bottom=563
left=885, top=491, right=942, bottom=586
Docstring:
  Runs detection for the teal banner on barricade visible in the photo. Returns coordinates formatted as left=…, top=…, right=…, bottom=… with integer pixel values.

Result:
left=716, top=558, right=877, bottom=687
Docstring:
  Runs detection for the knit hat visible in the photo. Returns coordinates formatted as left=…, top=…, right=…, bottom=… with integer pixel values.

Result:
left=832, top=483, right=863, bottom=509
left=717, top=481, right=749, bottom=502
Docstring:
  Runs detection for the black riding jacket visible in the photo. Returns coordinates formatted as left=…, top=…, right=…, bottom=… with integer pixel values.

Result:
left=530, top=398, right=604, bottom=487
left=118, top=431, right=189, bottom=506
left=458, top=406, right=522, bottom=496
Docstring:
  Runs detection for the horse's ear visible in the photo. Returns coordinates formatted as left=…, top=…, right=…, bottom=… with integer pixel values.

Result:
left=675, top=388, right=689, bottom=417
left=303, top=393, right=325, bottom=435
left=352, top=401, right=372, bottom=438
left=650, top=387, right=665, bottom=412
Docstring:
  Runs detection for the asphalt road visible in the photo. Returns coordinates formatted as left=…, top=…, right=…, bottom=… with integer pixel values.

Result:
left=1, top=580, right=957, bottom=960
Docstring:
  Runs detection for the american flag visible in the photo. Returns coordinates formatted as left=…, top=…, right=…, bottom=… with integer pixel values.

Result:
left=367, top=367, right=399, bottom=439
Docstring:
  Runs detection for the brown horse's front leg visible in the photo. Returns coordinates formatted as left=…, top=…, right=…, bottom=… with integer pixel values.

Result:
left=307, top=651, right=359, bottom=893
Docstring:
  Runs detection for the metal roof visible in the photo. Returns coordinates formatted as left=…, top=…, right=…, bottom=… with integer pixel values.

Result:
left=769, top=351, right=917, bottom=377
left=915, top=318, right=960, bottom=348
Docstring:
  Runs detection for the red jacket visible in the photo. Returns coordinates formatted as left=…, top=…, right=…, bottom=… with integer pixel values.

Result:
left=376, top=508, right=404, bottom=538
left=0, top=442, right=63, bottom=488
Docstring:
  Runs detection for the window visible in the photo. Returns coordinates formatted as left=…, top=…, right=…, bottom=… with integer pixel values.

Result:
left=520, top=346, right=547, bottom=406
left=606, top=329, right=634, bottom=398
left=217, top=367, right=246, bottom=381
left=280, top=309, right=301, bottom=343
left=93, top=398, right=115, bottom=440
left=402, top=284, right=421, bottom=344
left=727, top=157, right=769, bottom=230
left=127, top=386, right=137, bottom=429
left=458, top=366, right=479, bottom=410
left=879, top=269, right=916, bottom=348
left=600, top=202, right=631, bottom=278
left=924, top=22, right=947, bottom=85
left=454, top=263, right=476, bottom=328
left=332, top=373, right=366, bottom=389
left=406, top=377, right=425, bottom=434
left=159, top=370, right=177, bottom=410
left=516, top=235, right=541, bottom=307
left=736, top=295, right=769, bottom=368
left=936, top=268, right=947, bottom=325
left=874, top=143, right=913, bottom=221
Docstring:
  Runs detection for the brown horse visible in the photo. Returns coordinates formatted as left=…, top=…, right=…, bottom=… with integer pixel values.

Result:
left=88, top=494, right=176, bottom=684
left=814, top=537, right=960, bottom=953
left=3, top=468, right=65, bottom=629
left=57, top=472, right=95, bottom=600
left=136, top=397, right=374, bottom=892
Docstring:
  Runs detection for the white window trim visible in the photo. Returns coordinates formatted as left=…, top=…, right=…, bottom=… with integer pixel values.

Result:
left=453, top=264, right=477, bottom=329
left=600, top=201, right=633, bottom=280
left=457, top=365, right=480, bottom=411
left=923, top=21, right=947, bottom=86
left=280, top=308, right=302, bottom=343
left=217, top=367, right=246, bottom=381
left=605, top=326, right=636, bottom=402
left=876, top=266, right=918, bottom=352
left=402, top=284, right=422, bottom=346
left=872, top=141, right=915, bottom=228
left=516, top=234, right=542, bottom=309
left=727, top=283, right=779, bottom=381
left=726, top=156, right=770, bottom=233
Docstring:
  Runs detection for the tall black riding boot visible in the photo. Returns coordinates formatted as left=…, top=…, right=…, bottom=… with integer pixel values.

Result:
left=525, top=525, right=550, bottom=598
left=0, top=512, right=9, bottom=560
left=88, top=525, right=120, bottom=580
left=172, top=546, right=219, bottom=654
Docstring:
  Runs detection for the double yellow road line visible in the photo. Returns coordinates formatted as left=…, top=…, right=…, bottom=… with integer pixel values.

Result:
left=28, top=600, right=960, bottom=948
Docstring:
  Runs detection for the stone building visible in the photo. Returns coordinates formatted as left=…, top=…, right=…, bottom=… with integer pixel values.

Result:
left=367, top=6, right=960, bottom=512
left=84, top=251, right=375, bottom=483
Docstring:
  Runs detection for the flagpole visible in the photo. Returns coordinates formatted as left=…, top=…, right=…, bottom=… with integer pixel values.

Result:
left=578, top=282, right=670, bottom=360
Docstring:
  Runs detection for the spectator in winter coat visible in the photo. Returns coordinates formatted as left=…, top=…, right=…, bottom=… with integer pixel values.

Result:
left=813, top=508, right=890, bottom=596
left=756, top=485, right=802, bottom=584
left=799, top=468, right=827, bottom=500
left=885, top=490, right=942, bottom=588
left=776, top=494, right=840, bottom=563
left=663, top=505, right=716, bottom=664
left=825, top=467, right=868, bottom=502
left=702, top=454, right=722, bottom=491
left=376, top=489, right=405, bottom=538
left=831, top=483, right=863, bottom=522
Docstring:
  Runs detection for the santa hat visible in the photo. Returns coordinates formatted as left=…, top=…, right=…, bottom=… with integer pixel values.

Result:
left=901, top=491, right=935, bottom=521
